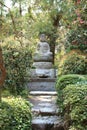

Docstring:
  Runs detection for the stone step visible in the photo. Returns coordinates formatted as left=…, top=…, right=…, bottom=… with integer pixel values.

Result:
left=27, top=78, right=56, bottom=91
left=29, top=93, right=59, bottom=116
left=32, top=116, right=64, bottom=130
left=32, top=102, right=59, bottom=116
left=30, top=91, right=57, bottom=96
left=27, top=78, right=56, bottom=82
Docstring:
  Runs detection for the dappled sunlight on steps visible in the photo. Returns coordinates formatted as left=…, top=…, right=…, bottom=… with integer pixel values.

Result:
left=29, top=91, right=64, bottom=130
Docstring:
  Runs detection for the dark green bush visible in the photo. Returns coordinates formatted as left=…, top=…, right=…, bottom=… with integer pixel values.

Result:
left=2, top=42, right=32, bottom=95
left=63, top=84, right=87, bottom=130
left=58, top=52, right=87, bottom=76
left=56, top=74, right=87, bottom=113
left=56, top=74, right=86, bottom=90
left=65, top=26, right=87, bottom=52
left=0, top=97, right=32, bottom=130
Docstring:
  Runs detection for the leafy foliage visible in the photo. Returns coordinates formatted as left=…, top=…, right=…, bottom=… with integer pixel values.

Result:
left=56, top=74, right=87, bottom=113
left=64, top=0, right=87, bottom=52
left=56, top=74, right=86, bottom=90
left=58, top=51, right=87, bottom=76
left=0, top=96, right=32, bottom=130
left=63, top=84, right=87, bottom=130
left=2, top=39, right=32, bottom=95
left=65, top=26, right=87, bottom=52
left=56, top=74, right=87, bottom=130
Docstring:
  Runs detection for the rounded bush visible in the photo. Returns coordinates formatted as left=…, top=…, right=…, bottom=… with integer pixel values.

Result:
left=0, top=97, right=32, bottom=130
left=63, top=84, right=87, bottom=130
left=56, top=74, right=86, bottom=90
left=58, top=51, right=87, bottom=76
left=56, top=74, right=87, bottom=113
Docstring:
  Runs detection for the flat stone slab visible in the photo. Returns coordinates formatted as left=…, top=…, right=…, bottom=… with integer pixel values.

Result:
left=29, top=95, right=57, bottom=106
left=29, top=78, right=56, bottom=82
left=27, top=78, right=56, bottom=91
left=32, top=116, right=64, bottom=130
left=33, top=55, right=53, bottom=62
left=32, top=116, right=61, bottom=124
left=33, top=62, right=53, bottom=69
left=30, top=91, right=57, bottom=96
left=32, top=102, right=58, bottom=116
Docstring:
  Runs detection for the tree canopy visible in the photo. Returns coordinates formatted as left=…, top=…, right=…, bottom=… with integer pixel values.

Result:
left=0, top=0, right=87, bottom=59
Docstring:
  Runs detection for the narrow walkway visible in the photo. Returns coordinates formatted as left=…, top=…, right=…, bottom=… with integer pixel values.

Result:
left=29, top=91, right=64, bottom=130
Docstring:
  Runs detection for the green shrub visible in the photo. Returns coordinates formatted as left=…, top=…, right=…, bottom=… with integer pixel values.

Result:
left=63, top=84, right=87, bottom=130
left=58, top=52, right=87, bottom=76
left=65, top=26, right=87, bottom=52
left=2, top=41, right=32, bottom=95
left=56, top=74, right=86, bottom=90
left=56, top=74, right=87, bottom=113
left=0, top=97, right=32, bottom=130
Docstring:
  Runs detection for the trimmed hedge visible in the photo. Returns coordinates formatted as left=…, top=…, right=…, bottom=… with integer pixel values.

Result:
left=56, top=74, right=86, bottom=90
left=58, top=51, right=87, bottom=76
left=63, top=84, right=87, bottom=130
left=56, top=74, right=87, bottom=130
left=56, top=74, right=87, bottom=114
left=0, top=97, right=32, bottom=130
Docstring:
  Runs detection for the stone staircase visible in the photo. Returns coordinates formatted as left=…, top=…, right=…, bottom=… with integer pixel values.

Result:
left=29, top=90, right=64, bottom=130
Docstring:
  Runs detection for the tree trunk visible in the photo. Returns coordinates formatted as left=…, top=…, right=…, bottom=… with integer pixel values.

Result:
left=50, top=38, right=56, bottom=64
left=0, top=87, right=2, bottom=102
left=0, top=47, right=6, bottom=102
left=49, top=13, right=61, bottom=64
left=19, top=2, right=22, bottom=16
left=0, top=7, right=3, bottom=17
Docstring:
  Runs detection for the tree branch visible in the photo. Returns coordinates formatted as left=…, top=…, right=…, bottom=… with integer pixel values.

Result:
left=0, top=1, right=17, bottom=34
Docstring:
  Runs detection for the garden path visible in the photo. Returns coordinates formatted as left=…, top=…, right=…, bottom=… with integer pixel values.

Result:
left=29, top=79, right=64, bottom=130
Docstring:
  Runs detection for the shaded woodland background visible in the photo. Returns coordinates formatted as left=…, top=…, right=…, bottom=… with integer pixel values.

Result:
left=0, top=1, right=87, bottom=130
left=0, top=0, right=87, bottom=94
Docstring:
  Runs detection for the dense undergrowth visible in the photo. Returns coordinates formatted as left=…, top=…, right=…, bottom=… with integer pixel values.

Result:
left=56, top=74, right=87, bottom=130
left=58, top=50, right=87, bottom=76
left=0, top=39, right=33, bottom=130
left=2, top=39, right=33, bottom=95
